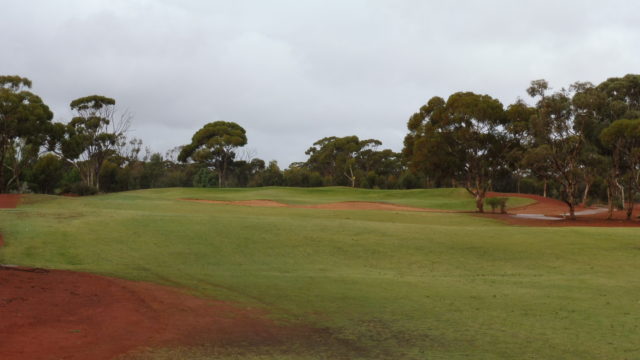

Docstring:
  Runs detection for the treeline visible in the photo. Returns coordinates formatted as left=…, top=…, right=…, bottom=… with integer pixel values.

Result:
left=2, top=74, right=639, bottom=219
left=403, top=75, right=640, bottom=219
left=0, top=76, right=409, bottom=197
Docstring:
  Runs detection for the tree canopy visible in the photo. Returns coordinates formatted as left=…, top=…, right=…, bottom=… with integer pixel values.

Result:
left=178, top=121, right=247, bottom=187
left=0, top=76, right=53, bottom=193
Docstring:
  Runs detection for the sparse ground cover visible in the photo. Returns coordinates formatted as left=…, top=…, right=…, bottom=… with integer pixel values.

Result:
left=1, top=188, right=639, bottom=359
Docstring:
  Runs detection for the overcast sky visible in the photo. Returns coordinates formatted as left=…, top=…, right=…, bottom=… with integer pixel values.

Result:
left=2, top=0, right=639, bottom=166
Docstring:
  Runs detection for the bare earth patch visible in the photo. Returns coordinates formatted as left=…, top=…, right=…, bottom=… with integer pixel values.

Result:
left=184, top=194, right=639, bottom=227
left=0, top=194, right=322, bottom=359
left=0, top=268, right=315, bottom=360
left=0, top=194, right=20, bottom=209
left=485, top=192, right=640, bottom=227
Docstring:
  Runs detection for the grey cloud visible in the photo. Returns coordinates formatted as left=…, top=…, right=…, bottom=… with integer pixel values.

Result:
left=2, top=0, right=639, bottom=166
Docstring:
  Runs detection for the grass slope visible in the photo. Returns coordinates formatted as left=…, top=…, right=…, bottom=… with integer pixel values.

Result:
left=162, top=186, right=533, bottom=210
left=0, top=188, right=638, bottom=359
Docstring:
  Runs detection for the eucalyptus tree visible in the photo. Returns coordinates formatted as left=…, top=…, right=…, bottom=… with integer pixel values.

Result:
left=403, top=96, right=460, bottom=187
left=0, top=76, right=53, bottom=193
left=178, top=121, right=247, bottom=187
left=504, top=99, right=536, bottom=194
left=52, top=95, right=130, bottom=191
left=526, top=81, right=589, bottom=219
left=404, top=92, right=507, bottom=212
left=528, top=80, right=603, bottom=219
left=305, top=136, right=383, bottom=187
left=600, top=119, right=640, bottom=220
left=595, top=75, right=640, bottom=215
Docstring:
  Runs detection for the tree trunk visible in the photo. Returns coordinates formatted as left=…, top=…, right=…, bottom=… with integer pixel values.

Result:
left=567, top=202, right=576, bottom=220
left=565, top=201, right=576, bottom=220
left=606, top=184, right=614, bottom=220
left=626, top=185, right=634, bottom=220
left=581, top=182, right=590, bottom=206
left=616, top=179, right=625, bottom=210
left=543, top=178, right=547, bottom=198
left=565, top=182, right=576, bottom=220
left=344, top=164, right=356, bottom=188
left=475, top=193, right=485, bottom=213
left=0, top=139, right=6, bottom=194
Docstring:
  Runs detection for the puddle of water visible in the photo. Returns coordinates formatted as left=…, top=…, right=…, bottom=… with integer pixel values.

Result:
left=512, top=214, right=563, bottom=221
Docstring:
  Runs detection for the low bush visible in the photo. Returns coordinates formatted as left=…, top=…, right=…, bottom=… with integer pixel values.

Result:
left=485, top=197, right=509, bottom=213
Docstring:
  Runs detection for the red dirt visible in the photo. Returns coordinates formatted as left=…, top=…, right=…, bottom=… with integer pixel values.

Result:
left=0, top=269, right=312, bottom=360
left=182, top=199, right=452, bottom=213
left=0, top=194, right=20, bottom=209
left=0, top=193, right=317, bottom=360
left=185, top=194, right=640, bottom=227
left=486, top=192, right=640, bottom=227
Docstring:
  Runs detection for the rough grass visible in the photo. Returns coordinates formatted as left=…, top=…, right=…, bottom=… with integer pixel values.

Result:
left=1, top=187, right=638, bottom=359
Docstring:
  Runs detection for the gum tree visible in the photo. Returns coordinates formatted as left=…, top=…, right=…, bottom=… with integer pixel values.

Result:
left=0, top=75, right=53, bottom=193
left=600, top=119, right=640, bottom=220
left=53, top=95, right=130, bottom=191
left=404, top=92, right=507, bottom=212
left=178, top=121, right=247, bottom=187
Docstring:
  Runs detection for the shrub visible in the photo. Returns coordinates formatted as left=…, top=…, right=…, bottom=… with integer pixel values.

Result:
left=62, top=183, right=98, bottom=196
left=485, top=197, right=509, bottom=213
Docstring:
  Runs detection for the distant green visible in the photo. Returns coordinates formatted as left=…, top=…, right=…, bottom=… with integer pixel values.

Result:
left=0, top=187, right=638, bottom=360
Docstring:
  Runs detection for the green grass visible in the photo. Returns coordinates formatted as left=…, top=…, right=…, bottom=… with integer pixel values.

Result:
left=161, top=186, right=533, bottom=210
left=1, top=187, right=638, bottom=359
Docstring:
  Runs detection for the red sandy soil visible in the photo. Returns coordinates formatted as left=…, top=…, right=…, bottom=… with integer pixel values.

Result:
left=486, top=192, right=640, bottom=227
left=0, top=194, right=20, bottom=209
left=185, top=194, right=640, bottom=227
left=0, top=194, right=316, bottom=360
left=183, top=199, right=452, bottom=212
left=0, top=268, right=313, bottom=360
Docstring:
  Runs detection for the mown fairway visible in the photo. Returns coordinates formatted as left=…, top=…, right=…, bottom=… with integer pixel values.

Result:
left=1, top=187, right=639, bottom=359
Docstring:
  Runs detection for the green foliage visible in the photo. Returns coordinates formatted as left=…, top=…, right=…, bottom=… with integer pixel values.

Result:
left=403, top=92, right=507, bottom=211
left=485, top=197, right=508, bottom=213
left=60, top=182, right=98, bottom=196
left=283, top=165, right=324, bottom=187
left=192, top=168, right=218, bottom=188
left=0, top=75, right=53, bottom=193
left=178, top=121, right=247, bottom=187
left=304, top=136, right=401, bottom=188
left=251, top=160, right=284, bottom=186
left=397, top=171, right=422, bottom=189
left=53, top=94, right=128, bottom=191
left=27, top=154, right=65, bottom=194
